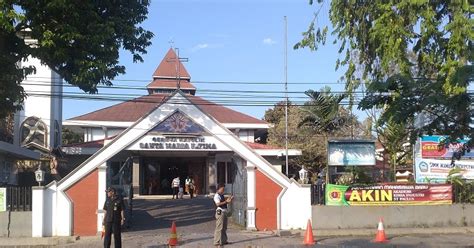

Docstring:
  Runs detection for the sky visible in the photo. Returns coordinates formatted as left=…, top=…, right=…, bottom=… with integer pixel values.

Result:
left=63, top=0, right=359, bottom=121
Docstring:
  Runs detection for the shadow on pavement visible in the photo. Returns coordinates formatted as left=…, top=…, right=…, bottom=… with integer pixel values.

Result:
left=127, top=196, right=215, bottom=233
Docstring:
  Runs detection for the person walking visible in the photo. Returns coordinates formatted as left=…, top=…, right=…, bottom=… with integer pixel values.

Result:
left=171, top=176, right=180, bottom=199
left=214, top=184, right=233, bottom=247
left=102, top=187, right=125, bottom=248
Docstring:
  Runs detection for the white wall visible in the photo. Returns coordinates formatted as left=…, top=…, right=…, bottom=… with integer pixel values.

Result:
left=15, top=56, right=62, bottom=148
left=32, top=183, right=72, bottom=237
left=238, top=129, right=255, bottom=142
left=84, top=127, right=125, bottom=142
left=279, top=182, right=312, bottom=230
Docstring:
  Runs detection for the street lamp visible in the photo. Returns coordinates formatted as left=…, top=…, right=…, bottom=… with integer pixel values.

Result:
left=35, top=166, right=45, bottom=186
left=299, top=167, right=308, bottom=184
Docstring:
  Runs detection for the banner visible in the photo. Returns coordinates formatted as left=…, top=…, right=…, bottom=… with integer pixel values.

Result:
left=421, top=136, right=473, bottom=159
left=0, top=188, right=6, bottom=212
left=328, top=141, right=376, bottom=166
left=415, top=158, right=474, bottom=183
left=325, top=183, right=452, bottom=206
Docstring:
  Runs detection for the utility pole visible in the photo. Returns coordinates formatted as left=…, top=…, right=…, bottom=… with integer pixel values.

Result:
left=284, top=16, right=289, bottom=176
left=167, top=47, right=188, bottom=90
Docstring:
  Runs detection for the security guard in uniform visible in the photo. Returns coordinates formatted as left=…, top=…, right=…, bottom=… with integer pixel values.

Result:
left=103, top=187, right=125, bottom=248
left=213, top=183, right=233, bottom=247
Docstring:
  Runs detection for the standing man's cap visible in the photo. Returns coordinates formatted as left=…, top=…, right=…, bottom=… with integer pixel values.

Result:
left=106, top=187, right=116, bottom=193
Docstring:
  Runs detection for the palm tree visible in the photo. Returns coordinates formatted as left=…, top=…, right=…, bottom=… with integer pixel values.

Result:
left=299, top=87, right=348, bottom=134
left=299, top=87, right=352, bottom=183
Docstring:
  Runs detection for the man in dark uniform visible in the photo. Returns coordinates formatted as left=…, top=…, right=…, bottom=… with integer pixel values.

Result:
left=102, top=187, right=125, bottom=248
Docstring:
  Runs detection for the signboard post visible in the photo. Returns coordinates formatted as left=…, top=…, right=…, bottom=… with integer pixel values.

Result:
left=327, top=140, right=376, bottom=183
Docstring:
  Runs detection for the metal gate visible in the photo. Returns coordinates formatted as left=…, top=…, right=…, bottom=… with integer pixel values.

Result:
left=229, top=155, right=247, bottom=227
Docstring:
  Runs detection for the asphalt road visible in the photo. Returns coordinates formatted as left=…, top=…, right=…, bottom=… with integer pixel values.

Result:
left=63, top=196, right=474, bottom=247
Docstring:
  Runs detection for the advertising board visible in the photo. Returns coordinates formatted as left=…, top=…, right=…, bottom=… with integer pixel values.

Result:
left=325, top=183, right=452, bottom=206
left=421, top=136, right=473, bottom=159
left=328, top=141, right=375, bottom=166
left=415, top=157, right=474, bottom=183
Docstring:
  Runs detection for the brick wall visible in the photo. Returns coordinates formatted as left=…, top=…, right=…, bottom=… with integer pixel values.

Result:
left=65, top=169, right=98, bottom=236
left=255, top=169, right=282, bottom=230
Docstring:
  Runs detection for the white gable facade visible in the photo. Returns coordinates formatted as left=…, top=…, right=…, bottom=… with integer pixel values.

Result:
left=33, top=92, right=311, bottom=237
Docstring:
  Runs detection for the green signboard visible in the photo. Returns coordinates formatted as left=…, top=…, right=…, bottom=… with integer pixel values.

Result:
left=0, top=188, right=6, bottom=212
left=325, top=184, right=349, bottom=206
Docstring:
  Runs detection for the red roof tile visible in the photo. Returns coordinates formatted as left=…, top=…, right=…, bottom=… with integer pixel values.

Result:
left=244, top=142, right=281, bottom=150
left=187, top=95, right=267, bottom=124
left=62, top=136, right=117, bottom=148
left=70, top=93, right=267, bottom=125
left=71, top=94, right=169, bottom=122
left=152, top=48, right=190, bottom=79
left=147, top=79, right=196, bottom=90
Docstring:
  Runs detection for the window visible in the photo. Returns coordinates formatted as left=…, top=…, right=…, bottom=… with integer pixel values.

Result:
left=217, top=162, right=236, bottom=184
left=20, top=117, right=47, bottom=148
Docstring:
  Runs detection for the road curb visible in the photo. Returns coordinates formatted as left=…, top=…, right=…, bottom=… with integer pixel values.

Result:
left=277, top=226, right=474, bottom=237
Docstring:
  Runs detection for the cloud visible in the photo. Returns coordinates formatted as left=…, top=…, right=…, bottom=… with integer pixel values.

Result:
left=191, top=43, right=209, bottom=52
left=190, top=43, right=224, bottom=52
left=263, top=38, right=277, bottom=45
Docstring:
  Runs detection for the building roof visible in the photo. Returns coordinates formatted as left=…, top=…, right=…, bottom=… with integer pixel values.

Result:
left=147, top=79, right=196, bottom=90
left=152, top=48, right=190, bottom=79
left=244, top=142, right=280, bottom=150
left=62, top=138, right=108, bottom=148
left=0, top=141, right=41, bottom=160
left=69, top=49, right=266, bottom=127
left=69, top=93, right=267, bottom=125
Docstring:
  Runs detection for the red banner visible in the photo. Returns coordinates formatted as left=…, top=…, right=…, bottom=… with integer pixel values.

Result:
left=326, top=184, right=452, bottom=206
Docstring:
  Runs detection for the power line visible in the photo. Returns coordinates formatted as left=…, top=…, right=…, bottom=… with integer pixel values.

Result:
left=23, top=92, right=366, bottom=107
left=22, top=76, right=348, bottom=85
left=16, top=80, right=372, bottom=94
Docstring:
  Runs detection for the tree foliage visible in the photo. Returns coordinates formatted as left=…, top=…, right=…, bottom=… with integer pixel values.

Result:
left=299, top=86, right=349, bottom=134
left=296, top=1, right=473, bottom=147
left=61, top=127, right=83, bottom=145
left=265, top=88, right=365, bottom=175
left=0, top=1, right=153, bottom=119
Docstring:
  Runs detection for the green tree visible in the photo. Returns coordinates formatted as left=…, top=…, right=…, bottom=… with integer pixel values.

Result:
left=298, top=87, right=356, bottom=178
left=0, top=1, right=153, bottom=119
left=298, top=87, right=350, bottom=135
left=62, top=127, right=83, bottom=145
left=296, top=1, right=473, bottom=148
left=265, top=90, right=363, bottom=179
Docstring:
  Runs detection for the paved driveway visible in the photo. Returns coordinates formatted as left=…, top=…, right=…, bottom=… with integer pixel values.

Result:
left=126, top=195, right=218, bottom=235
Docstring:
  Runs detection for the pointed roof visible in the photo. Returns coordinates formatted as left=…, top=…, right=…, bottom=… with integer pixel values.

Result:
left=147, top=48, right=196, bottom=94
left=68, top=93, right=267, bottom=125
left=152, top=48, right=190, bottom=79
left=146, top=79, right=196, bottom=91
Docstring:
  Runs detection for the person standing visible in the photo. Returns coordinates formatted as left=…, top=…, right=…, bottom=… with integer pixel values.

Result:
left=188, top=176, right=195, bottom=199
left=213, top=184, right=233, bottom=247
left=171, top=176, right=180, bottom=199
left=185, top=176, right=195, bottom=199
left=102, top=187, right=125, bottom=248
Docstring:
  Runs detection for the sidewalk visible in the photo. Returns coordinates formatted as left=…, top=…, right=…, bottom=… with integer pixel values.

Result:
left=1, top=226, right=473, bottom=247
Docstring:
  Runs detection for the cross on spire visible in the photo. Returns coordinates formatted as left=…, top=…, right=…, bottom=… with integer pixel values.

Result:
left=166, top=48, right=189, bottom=90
